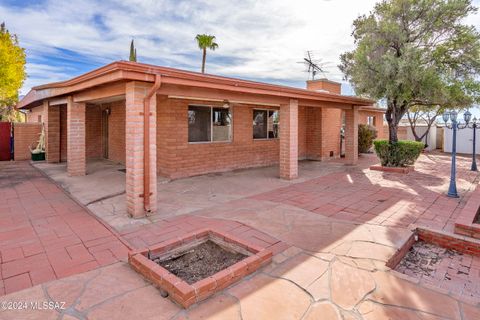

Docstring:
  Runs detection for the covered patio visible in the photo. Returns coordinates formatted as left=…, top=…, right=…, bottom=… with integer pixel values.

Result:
left=18, top=61, right=375, bottom=220
left=33, top=155, right=364, bottom=231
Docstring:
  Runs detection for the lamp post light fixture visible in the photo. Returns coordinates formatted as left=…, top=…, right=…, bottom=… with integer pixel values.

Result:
left=463, top=111, right=479, bottom=172
left=443, top=110, right=473, bottom=198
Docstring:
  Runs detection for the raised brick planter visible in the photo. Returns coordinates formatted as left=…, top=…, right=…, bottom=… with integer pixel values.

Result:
left=387, top=227, right=480, bottom=270
left=370, top=165, right=414, bottom=174
left=454, top=183, right=480, bottom=239
left=128, top=228, right=272, bottom=308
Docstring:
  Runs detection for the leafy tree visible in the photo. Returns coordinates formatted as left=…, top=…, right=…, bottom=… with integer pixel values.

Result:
left=339, top=0, right=480, bottom=143
left=129, top=39, right=137, bottom=62
left=0, top=22, right=26, bottom=121
left=195, top=34, right=218, bottom=73
left=406, top=105, right=444, bottom=144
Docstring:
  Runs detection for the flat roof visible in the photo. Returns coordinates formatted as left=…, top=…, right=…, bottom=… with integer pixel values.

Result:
left=18, top=61, right=377, bottom=109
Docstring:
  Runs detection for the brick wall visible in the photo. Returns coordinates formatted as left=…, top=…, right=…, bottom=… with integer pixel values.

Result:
left=359, top=110, right=385, bottom=139
left=60, top=106, right=67, bottom=161
left=86, top=104, right=102, bottom=159
left=305, top=107, right=321, bottom=160
left=66, top=98, right=86, bottom=176
left=305, top=107, right=341, bottom=160
left=103, top=101, right=126, bottom=164
left=58, top=104, right=113, bottom=162
left=157, top=97, right=282, bottom=179
left=13, top=123, right=42, bottom=160
left=27, top=105, right=45, bottom=123
left=306, top=80, right=341, bottom=94
left=298, top=106, right=307, bottom=159
left=45, top=104, right=60, bottom=163
left=321, top=108, right=342, bottom=159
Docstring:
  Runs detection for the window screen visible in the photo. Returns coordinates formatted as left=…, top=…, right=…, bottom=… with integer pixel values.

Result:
left=253, top=110, right=267, bottom=139
left=188, top=106, right=211, bottom=142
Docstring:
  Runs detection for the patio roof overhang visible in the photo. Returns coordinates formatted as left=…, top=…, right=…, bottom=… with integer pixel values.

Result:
left=17, top=61, right=376, bottom=110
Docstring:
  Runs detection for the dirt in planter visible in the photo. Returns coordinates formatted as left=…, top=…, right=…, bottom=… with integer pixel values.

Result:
left=155, top=240, right=247, bottom=284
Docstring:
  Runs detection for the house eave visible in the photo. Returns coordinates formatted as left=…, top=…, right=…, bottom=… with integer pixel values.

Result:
left=18, top=61, right=375, bottom=110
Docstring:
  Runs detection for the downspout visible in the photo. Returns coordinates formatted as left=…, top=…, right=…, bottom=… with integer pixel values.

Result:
left=143, top=74, right=162, bottom=213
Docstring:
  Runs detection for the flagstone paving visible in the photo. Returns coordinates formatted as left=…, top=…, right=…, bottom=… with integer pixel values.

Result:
left=1, top=153, right=480, bottom=319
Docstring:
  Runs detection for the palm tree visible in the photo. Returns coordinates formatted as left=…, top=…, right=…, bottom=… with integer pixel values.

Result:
left=195, top=34, right=218, bottom=73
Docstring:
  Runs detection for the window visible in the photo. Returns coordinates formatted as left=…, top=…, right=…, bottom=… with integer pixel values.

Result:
left=253, top=109, right=279, bottom=139
left=367, top=116, right=376, bottom=126
left=188, top=105, right=231, bottom=143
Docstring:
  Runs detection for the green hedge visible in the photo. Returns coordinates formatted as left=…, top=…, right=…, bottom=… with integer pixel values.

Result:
left=358, top=124, right=378, bottom=153
left=373, top=140, right=424, bottom=167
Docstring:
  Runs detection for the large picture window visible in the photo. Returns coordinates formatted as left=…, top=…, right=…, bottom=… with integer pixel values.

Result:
left=188, top=105, right=232, bottom=143
left=253, top=109, right=279, bottom=139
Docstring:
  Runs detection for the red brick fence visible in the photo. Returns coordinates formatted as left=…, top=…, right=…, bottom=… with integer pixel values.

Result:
left=13, top=123, right=42, bottom=160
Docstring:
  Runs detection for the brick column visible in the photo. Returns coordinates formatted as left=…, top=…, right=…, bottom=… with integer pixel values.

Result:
left=344, top=107, right=359, bottom=165
left=125, top=81, right=157, bottom=218
left=67, top=97, right=86, bottom=176
left=279, top=99, right=298, bottom=179
left=44, top=101, right=60, bottom=163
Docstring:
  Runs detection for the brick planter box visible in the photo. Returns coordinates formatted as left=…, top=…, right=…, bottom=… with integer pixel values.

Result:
left=370, top=165, right=414, bottom=174
left=128, top=228, right=272, bottom=308
left=387, top=227, right=480, bottom=270
left=455, top=183, right=480, bottom=239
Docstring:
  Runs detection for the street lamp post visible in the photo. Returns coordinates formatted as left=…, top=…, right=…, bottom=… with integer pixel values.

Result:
left=464, top=112, right=479, bottom=171
left=443, top=110, right=472, bottom=198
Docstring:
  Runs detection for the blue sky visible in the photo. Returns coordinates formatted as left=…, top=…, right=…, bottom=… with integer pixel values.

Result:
left=1, top=0, right=479, bottom=103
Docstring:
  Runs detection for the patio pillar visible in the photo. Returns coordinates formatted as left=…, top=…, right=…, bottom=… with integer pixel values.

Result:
left=279, top=99, right=298, bottom=179
left=344, top=107, right=359, bottom=165
left=125, top=81, right=157, bottom=218
left=44, top=101, right=60, bottom=163
left=66, top=96, right=86, bottom=176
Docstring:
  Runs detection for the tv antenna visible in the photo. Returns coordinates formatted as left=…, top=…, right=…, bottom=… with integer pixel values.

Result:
left=298, top=51, right=327, bottom=80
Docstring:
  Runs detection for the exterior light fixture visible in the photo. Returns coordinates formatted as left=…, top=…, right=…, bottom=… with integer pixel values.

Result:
left=443, top=109, right=474, bottom=197
left=222, top=100, right=230, bottom=109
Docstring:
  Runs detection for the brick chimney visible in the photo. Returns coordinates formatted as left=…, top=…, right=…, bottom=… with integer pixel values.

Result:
left=306, top=78, right=341, bottom=94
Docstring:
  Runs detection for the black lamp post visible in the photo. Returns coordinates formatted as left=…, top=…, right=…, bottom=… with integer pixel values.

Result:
left=443, top=110, right=471, bottom=198
left=463, top=111, right=479, bottom=171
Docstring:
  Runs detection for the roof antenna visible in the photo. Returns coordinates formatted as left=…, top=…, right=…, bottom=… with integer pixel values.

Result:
left=297, top=51, right=327, bottom=80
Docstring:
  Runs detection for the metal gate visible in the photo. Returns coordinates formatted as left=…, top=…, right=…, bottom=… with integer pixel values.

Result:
left=0, top=122, right=12, bottom=161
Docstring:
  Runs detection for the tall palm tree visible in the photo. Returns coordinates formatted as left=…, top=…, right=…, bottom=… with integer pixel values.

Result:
left=195, top=34, right=218, bottom=73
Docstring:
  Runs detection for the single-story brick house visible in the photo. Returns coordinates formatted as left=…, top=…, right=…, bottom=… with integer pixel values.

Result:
left=17, top=61, right=384, bottom=218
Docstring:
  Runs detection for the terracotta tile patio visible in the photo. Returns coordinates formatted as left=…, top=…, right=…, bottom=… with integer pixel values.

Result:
left=1, top=153, right=480, bottom=319
left=0, top=161, right=129, bottom=295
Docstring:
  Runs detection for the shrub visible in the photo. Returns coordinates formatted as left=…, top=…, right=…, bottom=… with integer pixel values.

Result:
left=358, top=124, right=377, bottom=153
left=373, top=140, right=424, bottom=167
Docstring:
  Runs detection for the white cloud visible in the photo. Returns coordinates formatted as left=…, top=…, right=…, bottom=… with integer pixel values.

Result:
left=1, top=0, right=479, bottom=95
